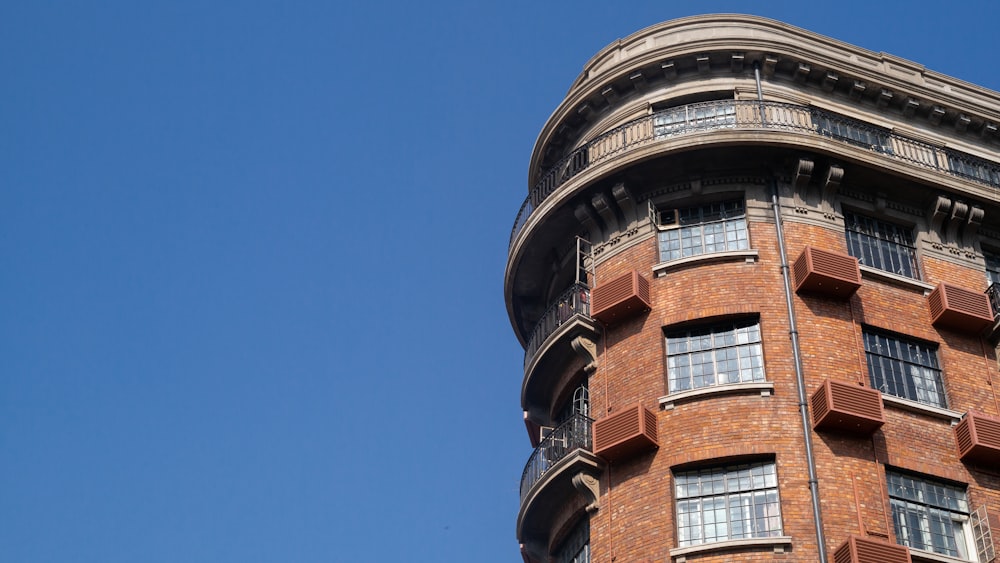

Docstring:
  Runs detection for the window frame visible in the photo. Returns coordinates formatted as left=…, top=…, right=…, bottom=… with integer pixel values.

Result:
left=655, top=199, right=750, bottom=264
left=664, top=318, right=766, bottom=395
left=674, top=460, right=784, bottom=548
left=862, top=327, right=947, bottom=409
left=844, top=210, right=920, bottom=280
left=653, top=101, right=737, bottom=138
left=812, top=111, right=894, bottom=154
left=984, top=250, right=1000, bottom=287
left=553, top=518, right=590, bottom=563
left=887, top=470, right=976, bottom=561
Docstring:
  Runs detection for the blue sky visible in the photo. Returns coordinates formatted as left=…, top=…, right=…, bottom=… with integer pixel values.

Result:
left=2, top=1, right=997, bottom=562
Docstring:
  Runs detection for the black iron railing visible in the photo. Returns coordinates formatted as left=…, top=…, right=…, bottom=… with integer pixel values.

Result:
left=987, top=282, right=1000, bottom=319
left=524, top=283, right=590, bottom=371
left=509, top=100, right=1000, bottom=251
left=519, top=413, right=593, bottom=502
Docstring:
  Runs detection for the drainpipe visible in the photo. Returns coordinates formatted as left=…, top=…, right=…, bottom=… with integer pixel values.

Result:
left=754, top=62, right=765, bottom=125
left=754, top=61, right=764, bottom=101
left=770, top=175, right=828, bottom=562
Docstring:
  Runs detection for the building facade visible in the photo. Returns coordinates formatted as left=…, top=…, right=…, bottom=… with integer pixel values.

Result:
left=505, top=15, right=1000, bottom=563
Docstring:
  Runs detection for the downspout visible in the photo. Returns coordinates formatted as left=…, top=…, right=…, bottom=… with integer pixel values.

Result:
left=770, top=174, right=828, bottom=562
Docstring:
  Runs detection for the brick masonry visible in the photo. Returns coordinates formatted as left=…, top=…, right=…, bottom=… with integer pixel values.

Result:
left=579, top=205, right=1000, bottom=562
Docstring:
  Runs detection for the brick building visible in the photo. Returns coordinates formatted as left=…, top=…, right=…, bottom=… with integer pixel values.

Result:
left=505, top=15, right=1000, bottom=563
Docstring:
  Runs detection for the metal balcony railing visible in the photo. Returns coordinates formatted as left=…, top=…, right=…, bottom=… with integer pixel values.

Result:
left=519, top=413, right=593, bottom=502
left=509, top=100, right=1000, bottom=252
left=987, top=282, right=1000, bottom=319
left=523, top=283, right=591, bottom=371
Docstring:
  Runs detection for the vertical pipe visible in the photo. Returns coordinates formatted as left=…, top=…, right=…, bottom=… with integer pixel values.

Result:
left=770, top=176, right=828, bottom=562
left=754, top=62, right=766, bottom=126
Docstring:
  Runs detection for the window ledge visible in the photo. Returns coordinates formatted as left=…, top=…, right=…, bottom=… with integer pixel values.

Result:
left=653, top=249, right=758, bottom=277
left=859, top=265, right=935, bottom=293
left=908, top=547, right=974, bottom=563
left=660, top=381, right=774, bottom=410
left=881, top=394, right=963, bottom=423
left=670, top=536, right=792, bottom=562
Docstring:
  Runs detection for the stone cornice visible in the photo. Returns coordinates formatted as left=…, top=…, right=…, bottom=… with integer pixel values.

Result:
left=529, top=14, right=1000, bottom=187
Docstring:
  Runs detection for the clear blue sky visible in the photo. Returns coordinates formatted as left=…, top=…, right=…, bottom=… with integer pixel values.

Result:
left=2, top=1, right=996, bottom=562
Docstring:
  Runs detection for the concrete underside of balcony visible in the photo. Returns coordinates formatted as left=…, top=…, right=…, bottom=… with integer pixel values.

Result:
left=517, top=450, right=603, bottom=562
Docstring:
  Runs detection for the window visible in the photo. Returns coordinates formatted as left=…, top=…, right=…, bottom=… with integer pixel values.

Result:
left=653, top=102, right=736, bottom=137
left=863, top=328, right=946, bottom=408
left=675, top=461, right=782, bottom=547
left=555, top=381, right=589, bottom=423
left=948, top=154, right=1000, bottom=187
left=888, top=470, right=975, bottom=560
left=813, top=111, right=893, bottom=153
left=844, top=210, right=919, bottom=279
left=665, top=319, right=764, bottom=394
left=553, top=518, right=590, bottom=563
left=657, top=200, right=749, bottom=263
left=985, top=251, right=1000, bottom=287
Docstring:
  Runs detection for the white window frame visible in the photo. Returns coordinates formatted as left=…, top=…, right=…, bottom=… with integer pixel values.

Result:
left=665, top=319, right=765, bottom=394
left=844, top=210, right=919, bottom=279
left=655, top=200, right=749, bottom=264
left=675, top=461, right=783, bottom=547
left=863, top=328, right=946, bottom=409
left=887, top=470, right=977, bottom=561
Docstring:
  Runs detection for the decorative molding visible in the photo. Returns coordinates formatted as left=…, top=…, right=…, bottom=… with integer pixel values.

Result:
left=653, top=250, right=759, bottom=278
left=670, top=536, right=793, bottom=562
left=570, top=336, right=598, bottom=374
left=571, top=473, right=601, bottom=513
left=660, top=382, right=774, bottom=410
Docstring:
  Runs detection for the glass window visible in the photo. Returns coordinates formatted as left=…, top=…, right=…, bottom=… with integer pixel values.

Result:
left=675, top=461, right=782, bottom=547
left=654, top=102, right=736, bottom=138
left=657, top=200, right=749, bottom=262
left=553, top=518, right=590, bottom=563
left=555, top=381, right=589, bottom=423
left=888, top=471, right=974, bottom=560
left=844, top=210, right=919, bottom=279
left=948, top=154, right=1000, bottom=187
left=666, top=319, right=765, bottom=394
left=985, top=251, right=1000, bottom=287
left=863, top=329, right=946, bottom=408
left=813, top=112, right=893, bottom=153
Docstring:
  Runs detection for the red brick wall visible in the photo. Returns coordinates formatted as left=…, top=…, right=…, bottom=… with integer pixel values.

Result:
left=577, top=213, right=1000, bottom=561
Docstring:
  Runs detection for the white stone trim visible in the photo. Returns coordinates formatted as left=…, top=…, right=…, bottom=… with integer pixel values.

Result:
left=670, top=536, right=793, bottom=562
left=881, top=394, right=963, bottom=423
left=660, top=381, right=774, bottom=410
left=859, top=264, right=936, bottom=293
left=653, top=249, right=759, bottom=277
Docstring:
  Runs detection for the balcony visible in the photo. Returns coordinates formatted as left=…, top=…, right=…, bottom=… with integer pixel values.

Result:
left=524, top=283, right=592, bottom=371
left=522, top=284, right=600, bottom=423
left=517, top=414, right=602, bottom=551
left=988, top=282, right=1000, bottom=318
left=509, top=100, right=1000, bottom=252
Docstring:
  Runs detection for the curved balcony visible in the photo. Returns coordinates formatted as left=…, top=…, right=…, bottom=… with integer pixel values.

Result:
left=521, top=284, right=600, bottom=421
left=509, top=100, right=1000, bottom=252
left=524, top=283, right=592, bottom=370
left=517, top=414, right=602, bottom=546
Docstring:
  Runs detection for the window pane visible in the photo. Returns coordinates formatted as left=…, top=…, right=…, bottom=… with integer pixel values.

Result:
left=844, top=211, right=918, bottom=279
left=658, top=201, right=747, bottom=262
left=864, top=329, right=945, bottom=408
left=675, top=461, right=781, bottom=547
left=888, top=471, right=969, bottom=559
left=666, top=320, right=765, bottom=393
